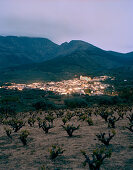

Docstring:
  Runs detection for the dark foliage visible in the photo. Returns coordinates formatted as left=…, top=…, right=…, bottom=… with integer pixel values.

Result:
left=62, top=124, right=80, bottom=137
left=28, top=117, right=36, bottom=127
left=20, top=130, right=30, bottom=146
left=64, top=97, right=88, bottom=108
left=7, top=119, right=25, bottom=132
left=107, top=116, right=120, bottom=128
left=96, top=130, right=116, bottom=146
left=32, top=99, right=56, bottom=111
left=4, top=127, right=12, bottom=138
left=48, top=145, right=64, bottom=160
left=41, top=120, right=54, bottom=134
left=81, top=147, right=112, bottom=170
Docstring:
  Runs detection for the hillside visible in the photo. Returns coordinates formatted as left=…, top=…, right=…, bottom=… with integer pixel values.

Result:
left=0, top=36, right=100, bottom=68
left=0, top=36, right=58, bottom=68
left=0, top=36, right=133, bottom=83
left=0, top=49, right=126, bottom=83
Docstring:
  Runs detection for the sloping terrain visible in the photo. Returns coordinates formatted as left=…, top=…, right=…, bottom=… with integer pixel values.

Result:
left=0, top=49, right=128, bottom=83
left=0, top=36, right=133, bottom=83
left=0, top=36, right=58, bottom=68
left=0, top=36, right=101, bottom=68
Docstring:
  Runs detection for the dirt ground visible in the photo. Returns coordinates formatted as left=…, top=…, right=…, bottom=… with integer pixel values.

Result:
left=0, top=109, right=133, bottom=170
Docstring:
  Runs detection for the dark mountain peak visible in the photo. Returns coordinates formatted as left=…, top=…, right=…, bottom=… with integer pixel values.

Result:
left=60, top=42, right=69, bottom=46
left=61, top=40, right=94, bottom=47
left=62, top=40, right=97, bottom=49
left=69, top=40, right=99, bottom=49
left=69, top=40, right=90, bottom=45
left=0, top=35, right=133, bottom=82
left=0, top=35, right=133, bottom=72
left=58, top=39, right=101, bottom=58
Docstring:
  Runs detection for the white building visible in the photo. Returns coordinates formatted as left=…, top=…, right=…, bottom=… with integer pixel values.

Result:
left=80, top=75, right=91, bottom=81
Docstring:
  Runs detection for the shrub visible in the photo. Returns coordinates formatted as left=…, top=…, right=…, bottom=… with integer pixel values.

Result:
left=0, top=106, right=16, bottom=117
left=62, top=112, right=75, bottom=125
left=118, top=112, right=125, bottom=119
left=100, top=111, right=112, bottom=122
left=41, top=120, right=54, bottom=134
left=56, top=110, right=64, bottom=118
left=32, top=99, right=56, bottom=111
left=118, top=87, right=133, bottom=100
left=62, top=117, right=68, bottom=125
left=8, top=119, right=25, bottom=132
left=28, top=117, right=36, bottom=127
left=86, top=117, right=94, bottom=126
left=81, top=147, right=112, bottom=170
left=64, top=97, right=88, bottom=108
left=20, top=130, right=30, bottom=145
left=32, top=100, right=46, bottom=110
left=107, top=116, right=120, bottom=128
left=4, top=127, right=12, bottom=138
left=96, top=130, right=116, bottom=146
left=37, top=117, right=43, bottom=128
left=126, top=113, right=133, bottom=133
left=48, top=145, right=64, bottom=160
left=62, top=124, right=80, bottom=137
left=45, top=115, right=55, bottom=126
left=79, top=114, right=87, bottom=121
left=0, top=115, right=4, bottom=124
left=66, top=112, right=75, bottom=121
left=98, top=96, right=121, bottom=105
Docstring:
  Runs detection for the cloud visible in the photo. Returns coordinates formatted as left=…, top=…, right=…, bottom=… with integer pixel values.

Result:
left=0, top=0, right=133, bottom=52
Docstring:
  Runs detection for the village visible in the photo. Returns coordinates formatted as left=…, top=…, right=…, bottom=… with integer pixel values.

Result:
left=1, top=75, right=114, bottom=95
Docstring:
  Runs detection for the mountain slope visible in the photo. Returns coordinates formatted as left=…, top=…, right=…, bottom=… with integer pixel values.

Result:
left=107, top=51, right=133, bottom=65
left=0, top=36, right=133, bottom=83
left=1, top=36, right=132, bottom=69
left=0, top=49, right=125, bottom=83
left=0, top=36, right=133, bottom=66
left=0, top=36, right=106, bottom=68
left=0, top=36, right=59, bottom=68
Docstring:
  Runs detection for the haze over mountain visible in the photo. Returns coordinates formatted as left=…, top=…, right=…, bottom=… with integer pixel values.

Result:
left=1, top=0, right=132, bottom=53
left=0, top=36, right=133, bottom=83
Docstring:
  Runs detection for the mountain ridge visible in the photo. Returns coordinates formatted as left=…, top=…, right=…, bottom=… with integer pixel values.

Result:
left=0, top=36, right=132, bottom=68
left=0, top=36, right=133, bottom=83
